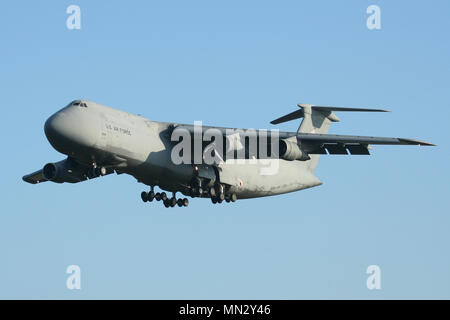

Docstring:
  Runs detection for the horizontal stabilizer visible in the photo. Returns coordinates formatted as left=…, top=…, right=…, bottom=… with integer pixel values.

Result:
left=270, top=109, right=304, bottom=125
left=270, top=103, right=389, bottom=125
left=310, top=106, right=389, bottom=113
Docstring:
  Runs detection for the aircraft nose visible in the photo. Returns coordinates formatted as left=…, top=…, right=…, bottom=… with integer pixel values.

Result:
left=44, top=113, right=63, bottom=146
left=44, top=112, right=74, bottom=153
left=44, top=109, right=97, bottom=155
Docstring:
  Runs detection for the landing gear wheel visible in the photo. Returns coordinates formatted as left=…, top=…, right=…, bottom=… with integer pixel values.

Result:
left=225, top=196, right=231, bottom=203
left=197, top=187, right=203, bottom=197
left=211, top=197, right=217, bottom=204
left=217, top=198, right=223, bottom=204
left=209, top=187, right=216, bottom=197
left=170, top=197, right=176, bottom=207
left=155, top=192, right=161, bottom=201
left=218, top=193, right=225, bottom=201
left=183, top=198, right=189, bottom=207
left=87, top=167, right=96, bottom=179
left=148, top=191, right=155, bottom=202
left=95, top=167, right=107, bottom=176
left=231, top=193, right=237, bottom=202
left=163, top=199, right=170, bottom=208
left=141, top=191, right=148, bottom=202
left=161, top=192, right=167, bottom=201
left=177, top=199, right=183, bottom=207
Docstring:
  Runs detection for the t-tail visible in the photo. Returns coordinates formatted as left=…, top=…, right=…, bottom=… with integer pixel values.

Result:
left=270, top=103, right=432, bottom=173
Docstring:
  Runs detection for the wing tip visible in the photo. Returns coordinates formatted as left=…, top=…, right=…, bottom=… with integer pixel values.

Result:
left=398, top=138, right=436, bottom=146
left=419, top=142, right=436, bottom=146
left=22, top=175, right=40, bottom=184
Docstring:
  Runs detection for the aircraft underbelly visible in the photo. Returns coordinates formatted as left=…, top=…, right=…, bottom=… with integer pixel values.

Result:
left=218, top=159, right=322, bottom=199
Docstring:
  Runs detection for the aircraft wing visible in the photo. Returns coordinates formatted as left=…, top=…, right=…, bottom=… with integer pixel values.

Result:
left=168, top=124, right=434, bottom=157
left=22, top=157, right=116, bottom=185
left=22, top=169, right=48, bottom=184
left=298, top=133, right=434, bottom=146
left=298, top=133, right=435, bottom=155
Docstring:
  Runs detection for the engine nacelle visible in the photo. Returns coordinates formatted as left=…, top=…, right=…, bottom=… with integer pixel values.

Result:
left=279, top=139, right=310, bottom=161
left=43, top=159, right=85, bottom=183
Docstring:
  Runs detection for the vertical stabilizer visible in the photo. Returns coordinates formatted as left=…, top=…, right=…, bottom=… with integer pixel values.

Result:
left=297, top=104, right=339, bottom=172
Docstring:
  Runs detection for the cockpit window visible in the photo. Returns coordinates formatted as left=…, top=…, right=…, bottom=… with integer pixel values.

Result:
left=72, top=100, right=87, bottom=107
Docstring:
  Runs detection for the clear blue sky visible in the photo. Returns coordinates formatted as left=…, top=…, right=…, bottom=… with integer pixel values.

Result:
left=0, top=0, right=448, bottom=299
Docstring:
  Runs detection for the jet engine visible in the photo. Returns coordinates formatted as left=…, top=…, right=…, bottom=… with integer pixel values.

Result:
left=42, top=159, right=86, bottom=183
left=279, top=139, right=310, bottom=161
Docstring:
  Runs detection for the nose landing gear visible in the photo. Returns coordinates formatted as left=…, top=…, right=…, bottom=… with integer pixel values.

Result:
left=87, top=164, right=107, bottom=179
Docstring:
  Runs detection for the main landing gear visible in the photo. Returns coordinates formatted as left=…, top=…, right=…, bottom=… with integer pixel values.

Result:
left=140, top=183, right=237, bottom=208
left=141, top=187, right=189, bottom=208
left=208, top=184, right=237, bottom=205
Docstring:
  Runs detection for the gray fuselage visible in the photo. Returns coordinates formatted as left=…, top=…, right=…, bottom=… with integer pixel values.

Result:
left=44, top=100, right=322, bottom=199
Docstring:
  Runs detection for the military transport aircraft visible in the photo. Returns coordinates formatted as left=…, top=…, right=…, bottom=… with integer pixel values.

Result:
left=23, top=100, right=433, bottom=208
